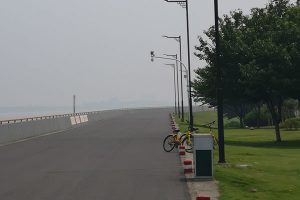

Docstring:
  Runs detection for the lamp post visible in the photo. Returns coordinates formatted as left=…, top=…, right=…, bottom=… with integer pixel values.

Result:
left=164, top=64, right=177, bottom=115
left=73, top=95, right=76, bottom=114
left=162, top=0, right=225, bottom=162
left=180, top=64, right=191, bottom=123
left=163, top=35, right=184, bottom=122
left=150, top=51, right=190, bottom=123
left=163, top=0, right=193, bottom=131
left=214, top=0, right=225, bottom=163
left=163, top=54, right=180, bottom=118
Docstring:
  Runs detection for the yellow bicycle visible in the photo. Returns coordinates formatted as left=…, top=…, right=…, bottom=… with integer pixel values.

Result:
left=205, top=121, right=219, bottom=148
left=163, top=129, right=182, bottom=152
left=180, top=127, right=198, bottom=153
left=181, top=121, right=219, bottom=152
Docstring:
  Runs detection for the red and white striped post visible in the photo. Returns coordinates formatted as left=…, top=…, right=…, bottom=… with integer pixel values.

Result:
left=183, top=159, right=193, bottom=174
left=196, top=194, right=210, bottom=200
left=179, top=145, right=185, bottom=156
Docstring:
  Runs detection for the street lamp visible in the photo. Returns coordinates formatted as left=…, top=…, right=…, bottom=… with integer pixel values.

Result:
left=73, top=95, right=76, bottom=114
left=163, top=54, right=180, bottom=118
left=214, top=0, right=225, bottom=163
left=163, top=0, right=193, bottom=131
left=150, top=51, right=191, bottom=128
left=162, top=0, right=225, bottom=163
left=162, top=35, right=184, bottom=122
left=164, top=64, right=177, bottom=115
left=179, top=64, right=191, bottom=123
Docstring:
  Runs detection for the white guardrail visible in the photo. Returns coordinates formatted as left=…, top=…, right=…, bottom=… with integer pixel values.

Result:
left=0, top=107, right=176, bottom=145
left=0, top=112, right=99, bottom=125
left=0, top=111, right=109, bottom=145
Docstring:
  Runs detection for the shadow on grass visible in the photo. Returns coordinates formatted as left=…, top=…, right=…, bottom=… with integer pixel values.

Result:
left=225, top=140, right=300, bottom=149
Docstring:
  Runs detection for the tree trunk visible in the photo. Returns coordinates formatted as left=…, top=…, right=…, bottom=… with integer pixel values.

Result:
left=239, top=115, right=244, bottom=128
left=278, top=98, right=283, bottom=123
left=239, top=104, right=246, bottom=128
left=257, top=104, right=261, bottom=128
left=267, top=101, right=282, bottom=142
left=274, top=122, right=282, bottom=142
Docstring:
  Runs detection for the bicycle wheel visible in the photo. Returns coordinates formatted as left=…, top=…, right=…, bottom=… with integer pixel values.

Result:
left=163, top=135, right=176, bottom=152
left=182, top=136, right=193, bottom=153
left=179, top=133, right=186, bottom=144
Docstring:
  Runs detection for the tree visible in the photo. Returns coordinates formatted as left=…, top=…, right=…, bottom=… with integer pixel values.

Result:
left=193, top=11, right=252, bottom=128
left=241, top=0, right=300, bottom=142
left=193, top=0, right=300, bottom=141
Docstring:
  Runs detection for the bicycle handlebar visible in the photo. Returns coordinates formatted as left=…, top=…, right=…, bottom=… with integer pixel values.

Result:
left=201, top=120, right=216, bottom=128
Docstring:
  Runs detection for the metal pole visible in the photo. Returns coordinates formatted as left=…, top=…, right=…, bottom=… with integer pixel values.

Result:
left=151, top=53, right=189, bottom=119
left=162, top=35, right=185, bottom=120
left=173, top=66, right=177, bottom=115
left=185, top=0, right=193, bottom=131
left=73, top=95, right=76, bottom=114
left=163, top=54, right=180, bottom=116
left=179, top=36, right=184, bottom=122
left=162, top=1, right=190, bottom=125
left=175, top=55, right=180, bottom=117
left=214, top=0, right=225, bottom=163
left=185, top=70, right=190, bottom=123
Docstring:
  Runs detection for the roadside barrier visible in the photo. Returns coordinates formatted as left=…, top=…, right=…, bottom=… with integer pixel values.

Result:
left=171, top=119, right=179, bottom=131
left=183, top=159, right=193, bottom=174
left=0, top=109, right=130, bottom=145
left=171, top=123, right=176, bottom=130
left=179, top=145, right=186, bottom=156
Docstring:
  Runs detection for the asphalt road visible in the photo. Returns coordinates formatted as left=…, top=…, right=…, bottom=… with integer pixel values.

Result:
left=0, top=108, right=190, bottom=200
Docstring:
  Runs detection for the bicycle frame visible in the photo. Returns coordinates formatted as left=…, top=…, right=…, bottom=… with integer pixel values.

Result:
left=172, top=131, right=182, bottom=146
left=185, top=131, right=192, bottom=145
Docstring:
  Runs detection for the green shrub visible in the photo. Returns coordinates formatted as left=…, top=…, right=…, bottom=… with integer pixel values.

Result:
left=244, top=106, right=272, bottom=127
left=224, top=121, right=241, bottom=128
left=280, top=118, right=300, bottom=130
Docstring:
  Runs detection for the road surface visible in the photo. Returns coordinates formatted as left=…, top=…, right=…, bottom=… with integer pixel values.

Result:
left=0, top=108, right=190, bottom=200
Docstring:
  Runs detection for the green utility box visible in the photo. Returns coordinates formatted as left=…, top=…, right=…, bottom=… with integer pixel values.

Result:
left=193, top=134, right=213, bottom=179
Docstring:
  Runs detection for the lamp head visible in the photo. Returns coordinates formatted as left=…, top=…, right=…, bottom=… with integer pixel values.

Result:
left=150, top=51, right=155, bottom=62
left=150, top=51, right=155, bottom=57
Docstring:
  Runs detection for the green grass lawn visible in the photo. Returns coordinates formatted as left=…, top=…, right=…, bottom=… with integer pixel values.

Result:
left=175, top=111, right=300, bottom=200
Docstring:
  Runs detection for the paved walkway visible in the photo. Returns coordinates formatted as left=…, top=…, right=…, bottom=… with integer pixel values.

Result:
left=170, top=115, right=220, bottom=200
left=182, top=152, right=220, bottom=200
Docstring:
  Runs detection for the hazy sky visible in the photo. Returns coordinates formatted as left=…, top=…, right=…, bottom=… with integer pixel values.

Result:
left=0, top=0, right=285, bottom=109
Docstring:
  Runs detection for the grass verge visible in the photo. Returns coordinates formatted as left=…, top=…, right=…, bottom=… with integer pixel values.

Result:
left=175, top=111, right=300, bottom=200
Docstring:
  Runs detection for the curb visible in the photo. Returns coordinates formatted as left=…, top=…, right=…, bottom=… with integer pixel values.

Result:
left=169, top=113, right=215, bottom=200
